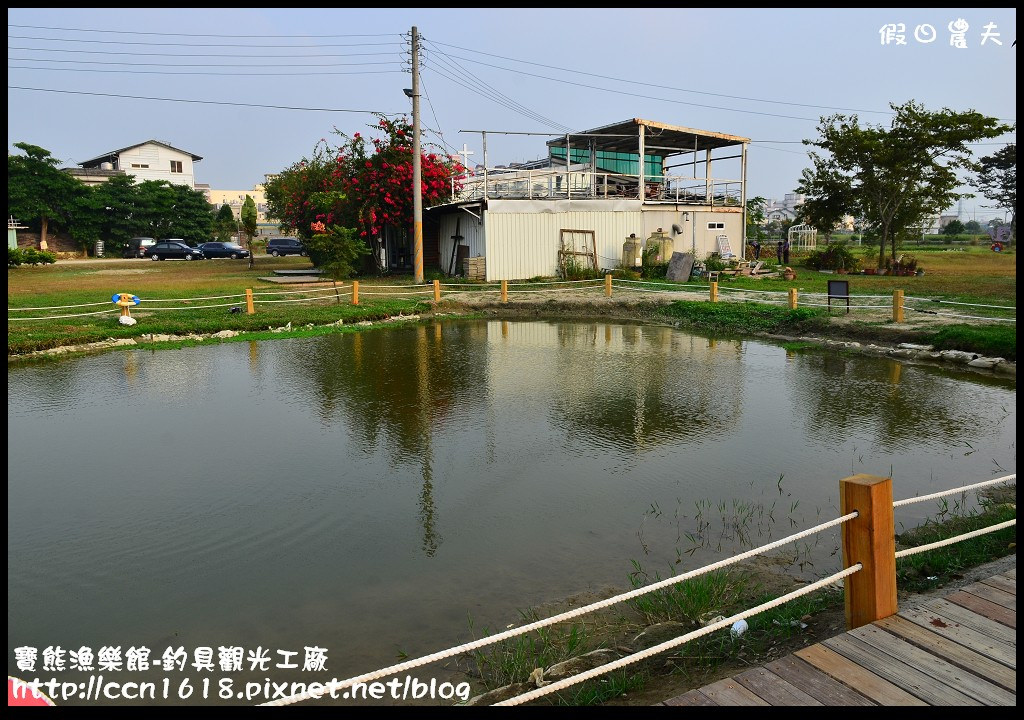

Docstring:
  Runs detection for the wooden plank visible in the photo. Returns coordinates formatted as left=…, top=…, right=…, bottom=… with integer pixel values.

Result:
left=979, top=574, right=1016, bottom=596
left=917, top=598, right=1017, bottom=645
left=898, top=604, right=1016, bottom=668
left=663, top=689, right=717, bottom=706
left=766, top=655, right=875, bottom=706
left=962, top=581, right=1017, bottom=611
left=876, top=615, right=1015, bottom=692
left=795, top=644, right=926, bottom=706
left=850, top=623, right=1015, bottom=705
left=733, top=667, right=823, bottom=706
left=699, top=678, right=770, bottom=706
left=822, top=634, right=981, bottom=705
left=946, top=590, right=1017, bottom=627
left=1003, top=567, right=1015, bottom=580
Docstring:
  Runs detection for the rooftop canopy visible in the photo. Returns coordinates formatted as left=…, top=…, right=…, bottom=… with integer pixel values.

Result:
left=545, top=118, right=750, bottom=156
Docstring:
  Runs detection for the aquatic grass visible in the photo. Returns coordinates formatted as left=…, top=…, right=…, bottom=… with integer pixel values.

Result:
left=626, top=567, right=748, bottom=626
left=467, top=609, right=591, bottom=690
left=552, top=670, right=648, bottom=706
left=925, top=324, right=1017, bottom=361
left=657, top=300, right=828, bottom=336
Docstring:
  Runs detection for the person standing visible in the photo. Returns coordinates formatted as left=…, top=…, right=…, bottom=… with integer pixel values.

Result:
left=752, top=239, right=761, bottom=260
left=782, top=238, right=791, bottom=265
left=776, top=240, right=784, bottom=263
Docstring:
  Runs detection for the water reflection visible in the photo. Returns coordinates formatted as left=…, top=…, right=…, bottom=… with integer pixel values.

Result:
left=7, top=320, right=1015, bottom=694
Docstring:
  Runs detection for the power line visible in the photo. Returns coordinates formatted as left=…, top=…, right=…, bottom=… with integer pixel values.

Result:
left=8, top=24, right=401, bottom=38
left=428, top=40, right=893, bottom=117
left=8, top=45, right=402, bottom=58
left=424, top=62, right=566, bottom=133
left=8, top=85, right=403, bottom=114
left=425, top=50, right=819, bottom=122
left=8, top=34, right=403, bottom=48
left=8, top=65, right=404, bottom=77
left=9, top=57, right=400, bottom=68
left=420, top=74, right=459, bottom=156
left=425, top=42, right=570, bottom=133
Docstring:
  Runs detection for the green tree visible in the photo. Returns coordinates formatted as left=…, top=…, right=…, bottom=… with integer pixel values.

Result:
left=215, top=203, right=236, bottom=243
left=974, top=144, right=1015, bottom=239
left=241, top=195, right=258, bottom=268
left=942, top=219, right=966, bottom=235
left=70, top=174, right=145, bottom=254
left=797, top=101, right=1012, bottom=269
left=963, top=219, right=982, bottom=234
left=7, top=142, right=85, bottom=250
left=745, top=196, right=767, bottom=241
left=131, top=180, right=213, bottom=243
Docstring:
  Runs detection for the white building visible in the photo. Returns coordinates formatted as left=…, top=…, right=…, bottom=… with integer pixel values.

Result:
left=424, top=118, right=751, bottom=281
left=74, top=140, right=202, bottom=189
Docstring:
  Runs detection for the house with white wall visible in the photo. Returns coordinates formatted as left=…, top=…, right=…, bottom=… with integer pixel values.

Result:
left=74, top=140, right=202, bottom=189
left=423, top=118, right=750, bottom=281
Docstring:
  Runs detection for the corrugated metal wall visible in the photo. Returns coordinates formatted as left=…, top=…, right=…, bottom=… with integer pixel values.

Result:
left=483, top=200, right=744, bottom=281
left=438, top=211, right=486, bottom=276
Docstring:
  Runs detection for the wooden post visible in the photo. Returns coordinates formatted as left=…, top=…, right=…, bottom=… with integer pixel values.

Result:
left=710, top=281, right=719, bottom=303
left=245, top=288, right=255, bottom=315
left=605, top=273, right=612, bottom=297
left=840, top=474, right=897, bottom=630
left=352, top=280, right=359, bottom=306
left=433, top=279, right=441, bottom=302
left=788, top=287, right=798, bottom=310
left=892, top=289, right=904, bottom=323
left=501, top=279, right=508, bottom=303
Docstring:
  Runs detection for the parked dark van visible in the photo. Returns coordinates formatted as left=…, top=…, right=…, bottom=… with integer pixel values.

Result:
left=123, top=237, right=157, bottom=258
left=266, top=237, right=306, bottom=257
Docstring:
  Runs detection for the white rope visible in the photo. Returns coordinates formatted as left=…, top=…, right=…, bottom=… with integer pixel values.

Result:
left=799, top=302, right=891, bottom=309
left=8, top=308, right=119, bottom=320
left=905, top=307, right=1015, bottom=323
left=613, top=279, right=705, bottom=290
left=508, top=279, right=608, bottom=286
left=259, top=511, right=857, bottom=706
left=496, top=564, right=863, bottom=706
left=611, top=285, right=697, bottom=294
left=257, top=293, right=351, bottom=304
left=893, top=474, right=1016, bottom=508
left=905, top=297, right=1016, bottom=310
left=717, top=287, right=788, bottom=296
left=140, top=293, right=247, bottom=302
left=439, top=289, right=501, bottom=295
left=251, top=286, right=342, bottom=297
left=358, top=290, right=434, bottom=296
left=506, top=285, right=603, bottom=294
left=140, top=301, right=244, bottom=311
left=8, top=300, right=112, bottom=310
left=895, top=519, right=1016, bottom=558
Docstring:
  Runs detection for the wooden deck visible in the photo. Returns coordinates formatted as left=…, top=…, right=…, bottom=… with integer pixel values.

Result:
left=662, top=567, right=1015, bottom=706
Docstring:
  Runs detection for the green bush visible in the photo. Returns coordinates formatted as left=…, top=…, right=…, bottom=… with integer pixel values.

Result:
left=9, top=247, right=56, bottom=267
left=560, top=255, right=603, bottom=280
left=705, top=252, right=727, bottom=272
left=804, top=241, right=860, bottom=271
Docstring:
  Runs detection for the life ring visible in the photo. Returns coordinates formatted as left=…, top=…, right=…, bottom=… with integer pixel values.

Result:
left=991, top=242, right=1003, bottom=252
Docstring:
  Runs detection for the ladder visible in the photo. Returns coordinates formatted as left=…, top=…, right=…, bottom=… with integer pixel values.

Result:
left=716, top=234, right=734, bottom=259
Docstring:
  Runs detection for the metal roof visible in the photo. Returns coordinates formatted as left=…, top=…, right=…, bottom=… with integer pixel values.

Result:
left=546, top=118, right=749, bottom=155
left=78, top=140, right=203, bottom=167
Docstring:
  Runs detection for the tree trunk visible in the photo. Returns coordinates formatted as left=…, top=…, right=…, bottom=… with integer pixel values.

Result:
left=40, top=215, right=49, bottom=251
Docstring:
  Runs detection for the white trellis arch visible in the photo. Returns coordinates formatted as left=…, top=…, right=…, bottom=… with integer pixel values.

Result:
left=788, top=223, right=818, bottom=250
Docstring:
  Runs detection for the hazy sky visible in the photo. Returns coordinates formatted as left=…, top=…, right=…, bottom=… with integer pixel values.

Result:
left=7, top=8, right=1017, bottom=221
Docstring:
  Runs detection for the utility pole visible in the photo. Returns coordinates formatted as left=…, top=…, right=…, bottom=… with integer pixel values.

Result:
left=411, top=26, right=424, bottom=284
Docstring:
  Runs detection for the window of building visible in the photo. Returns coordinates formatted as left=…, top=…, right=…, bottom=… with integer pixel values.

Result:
left=131, top=163, right=150, bottom=169
left=707, top=222, right=725, bottom=230
left=170, top=161, right=183, bottom=173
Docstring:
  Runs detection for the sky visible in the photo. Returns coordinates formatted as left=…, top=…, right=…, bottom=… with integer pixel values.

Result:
left=7, top=8, right=1017, bottom=222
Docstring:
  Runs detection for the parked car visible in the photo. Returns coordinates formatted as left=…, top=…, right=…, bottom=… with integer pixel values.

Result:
left=197, top=242, right=250, bottom=259
left=123, top=237, right=156, bottom=258
left=266, top=237, right=306, bottom=257
left=148, top=241, right=205, bottom=261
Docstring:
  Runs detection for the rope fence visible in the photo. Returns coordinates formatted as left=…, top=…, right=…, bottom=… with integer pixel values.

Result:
left=7, top=275, right=1016, bottom=326
left=260, top=511, right=859, bottom=706
left=262, top=471, right=1014, bottom=707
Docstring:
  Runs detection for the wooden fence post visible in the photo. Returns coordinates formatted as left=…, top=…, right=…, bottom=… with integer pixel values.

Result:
left=433, top=279, right=441, bottom=302
left=352, top=280, right=359, bottom=306
left=245, top=288, right=255, bottom=315
left=788, top=287, right=798, bottom=310
left=501, top=279, right=508, bottom=304
left=710, top=281, right=719, bottom=303
left=892, top=289, right=904, bottom=323
left=840, top=474, right=897, bottom=630
left=605, top=274, right=612, bottom=298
